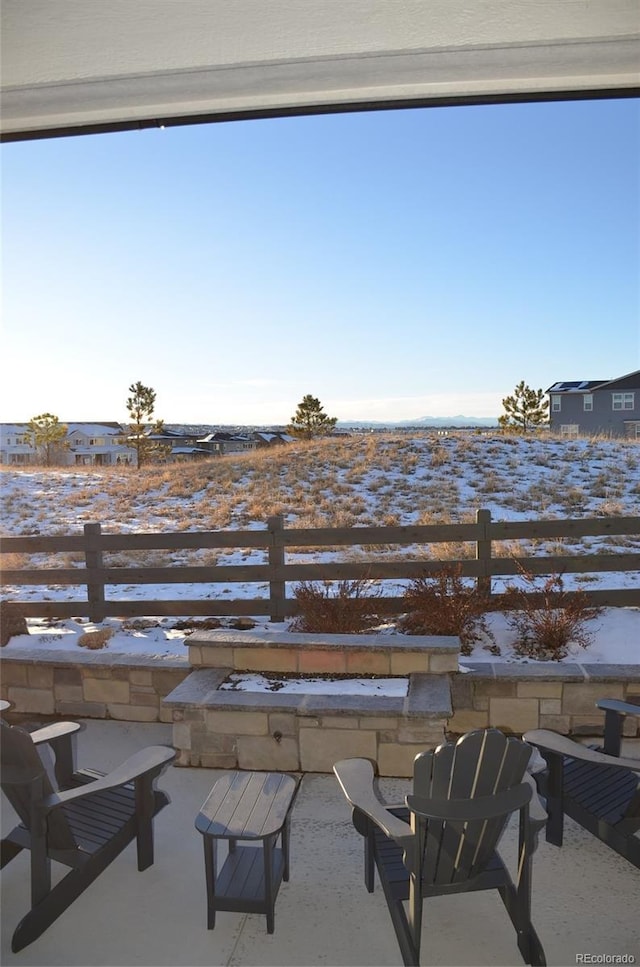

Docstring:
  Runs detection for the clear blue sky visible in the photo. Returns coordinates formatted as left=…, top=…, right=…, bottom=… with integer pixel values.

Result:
left=2, top=97, right=638, bottom=425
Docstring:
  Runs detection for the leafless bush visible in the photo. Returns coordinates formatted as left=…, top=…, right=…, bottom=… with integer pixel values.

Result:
left=78, top=627, right=114, bottom=649
left=398, top=563, right=494, bottom=656
left=289, top=578, right=383, bottom=634
left=502, top=565, right=600, bottom=661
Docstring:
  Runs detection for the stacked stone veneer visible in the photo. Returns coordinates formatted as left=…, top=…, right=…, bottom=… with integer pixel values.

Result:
left=2, top=636, right=637, bottom=778
left=450, top=662, right=640, bottom=737
left=0, top=648, right=189, bottom=722
left=165, top=631, right=459, bottom=777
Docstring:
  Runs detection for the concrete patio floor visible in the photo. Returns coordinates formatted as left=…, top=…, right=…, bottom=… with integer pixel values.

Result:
left=1, top=719, right=638, bottom=967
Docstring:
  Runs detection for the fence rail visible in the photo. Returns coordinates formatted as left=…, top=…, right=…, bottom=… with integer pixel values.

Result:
left=1, top=511, right=639, bottom=622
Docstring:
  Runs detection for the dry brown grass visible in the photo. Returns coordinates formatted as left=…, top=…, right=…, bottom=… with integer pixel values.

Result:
left=1, top=432, right=638, bottom=561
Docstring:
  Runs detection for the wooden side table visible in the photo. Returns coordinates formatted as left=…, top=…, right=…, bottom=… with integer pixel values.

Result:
left=195, top=771, right=298, bottom=933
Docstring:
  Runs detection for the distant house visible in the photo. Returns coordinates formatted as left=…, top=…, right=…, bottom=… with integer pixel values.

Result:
left=197, top=432, right=257, bottom=455
left=547, top=370, right=640, bottom=438
left=0, top=424, right=38, bottom=464
left=0, top=422, right=136, bottom=466
left=167, top=446, right=212, bottom=462
left=252, top=431, right=295, bottom=447
left=66, top=423, right=135, bottom=465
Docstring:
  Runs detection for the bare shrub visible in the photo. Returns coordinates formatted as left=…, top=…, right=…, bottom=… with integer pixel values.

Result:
left=289, top=578, right=383, bottom=634
left=596, top=499, right=626, bottom=517
left=78, top=627, right=114, bottom=650
left=429, top=441, right=449, bottom=467
left=502, top=566, right=600, bottom=661
left=398, top=564, right=494, bottom=656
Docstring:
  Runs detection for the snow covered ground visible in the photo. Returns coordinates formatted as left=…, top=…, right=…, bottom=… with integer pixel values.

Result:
left=4, top=605, right=638, bottom=669
left=1, top=432, right=638, bottom=668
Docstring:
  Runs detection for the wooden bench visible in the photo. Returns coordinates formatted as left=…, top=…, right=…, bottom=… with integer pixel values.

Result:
left=195, top=771, right=298, bottom=933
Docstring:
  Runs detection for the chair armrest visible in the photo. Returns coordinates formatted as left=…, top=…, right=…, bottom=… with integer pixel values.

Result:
left=524, top=730, right=640, bottom=773
left=596, top=699, right=640, bottom=718
left=333, top=758, right=414, bottom=847
left=31, top=721, right=83, bottom=746
left=31, top=720, right=83, bottom=787
left=42, top=745, right=176, bottom=810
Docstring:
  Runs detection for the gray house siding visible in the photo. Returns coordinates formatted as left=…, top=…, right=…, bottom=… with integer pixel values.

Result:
left=548, top=371, right=640, bottom=438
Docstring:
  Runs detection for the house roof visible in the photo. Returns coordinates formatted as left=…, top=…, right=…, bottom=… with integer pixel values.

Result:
left=547, top=370, right=640, bottom=394
left=253, top=431, right=295, bottom=443
left=197, top=432, right=250, bottom=443
left=67, top=423, right=124, bottom=435
left=170, top=447, right=212, bottom=454
left=546, top=380, right=607, bottom=393
left=597, top=369, right=640, bottom=391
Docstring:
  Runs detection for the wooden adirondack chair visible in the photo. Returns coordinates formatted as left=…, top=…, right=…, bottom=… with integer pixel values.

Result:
left=525, top=698, right=640, bottom=869
left=334, top=729, right=547, bottom=967
left=0, top=714, right=176, bottom=952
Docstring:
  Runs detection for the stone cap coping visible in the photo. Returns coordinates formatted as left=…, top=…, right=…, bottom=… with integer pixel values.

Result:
left=0, top=648, right=189, bottom=670
left=189, top=630, right=460, bottom=653
left=164, top=669, right=452, bottom=719
left=459, top=662, right=640, bottom=682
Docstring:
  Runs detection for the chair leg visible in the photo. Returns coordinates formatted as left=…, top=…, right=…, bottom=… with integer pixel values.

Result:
left=364, top=826, right=375, bottom=893
left=499, top=811, right=547, bottom=967
left=408, top=871, right=423, bottom=965
left=135, top=777, right=156, bottom=870
left=542, top=752, right=564, bottom=847
left=518, top=925, right=547, bottom=967
left=11, top=815, right=154, bottom=952
left=374, top=858, right=419, bottom=966
left=0, top=838, right=23, bottom=869
left=12, top=860, right=103, bottom=953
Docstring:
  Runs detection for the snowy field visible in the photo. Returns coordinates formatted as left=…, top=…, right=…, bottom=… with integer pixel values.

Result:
left=1, top=432, right=639, bottom=666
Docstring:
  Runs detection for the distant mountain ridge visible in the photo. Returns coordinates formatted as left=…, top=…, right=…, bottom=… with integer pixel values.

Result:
left=163, top=416, right=499, bottom=434
left=336, top=415, right=499, bottom=428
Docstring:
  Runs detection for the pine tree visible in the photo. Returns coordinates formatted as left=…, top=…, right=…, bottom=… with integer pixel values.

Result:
left=288, top=394, right=337, bottom=440
left=498, top=381, right=548, bottom=433
left=125, top=381, right=165, bottom=468
left=27, top=413, right=68, bottom=466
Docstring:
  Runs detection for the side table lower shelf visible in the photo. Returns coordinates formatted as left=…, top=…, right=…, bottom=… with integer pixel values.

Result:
left=212, top=844, right=286, bottom=921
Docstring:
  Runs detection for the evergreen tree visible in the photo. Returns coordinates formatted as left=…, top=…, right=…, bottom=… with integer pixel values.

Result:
left=288, top=394, right=337, bottom=440
left=125, top=381, right=165, bottom=467
left=498, top=381, right=548, bottom=433
left=27, top=413, right=68, bottom=466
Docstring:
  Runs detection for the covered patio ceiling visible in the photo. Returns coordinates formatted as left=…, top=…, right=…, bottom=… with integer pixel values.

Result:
left=1, top=0, right=639, bottom=142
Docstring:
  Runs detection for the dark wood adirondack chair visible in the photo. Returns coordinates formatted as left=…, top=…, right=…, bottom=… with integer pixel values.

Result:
left=524, top=698, right=640, bottom=869
left=0, top=714, right=176, bottom=952
left=334, top=729, right=547, bottom=967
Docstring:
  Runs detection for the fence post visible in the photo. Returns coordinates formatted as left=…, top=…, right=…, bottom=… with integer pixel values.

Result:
left=476, top=509, right=492, bottom=597
left=84, top=523, right=106, bottom=622
left=267, top=515, right=286, bottom=622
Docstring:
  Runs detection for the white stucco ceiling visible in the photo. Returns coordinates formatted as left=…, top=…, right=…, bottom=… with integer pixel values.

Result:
left=1, top=0, right=639, bottom=140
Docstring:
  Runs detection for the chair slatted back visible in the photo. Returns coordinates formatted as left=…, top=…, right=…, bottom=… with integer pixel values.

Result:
left=0, top=720, right=77, bottom=851
left=413, top=729, right=531, bottom=886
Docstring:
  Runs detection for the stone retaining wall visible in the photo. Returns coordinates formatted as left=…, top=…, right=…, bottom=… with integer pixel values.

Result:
left=450, top=662, right=640, bottom=736
left=166, top=667, right=452, bottom=776
left=0, top=649, right=190, bottom=722
left=2, top=642, right=638, bottom=776
left=187, top=629, right=460, bottom=674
